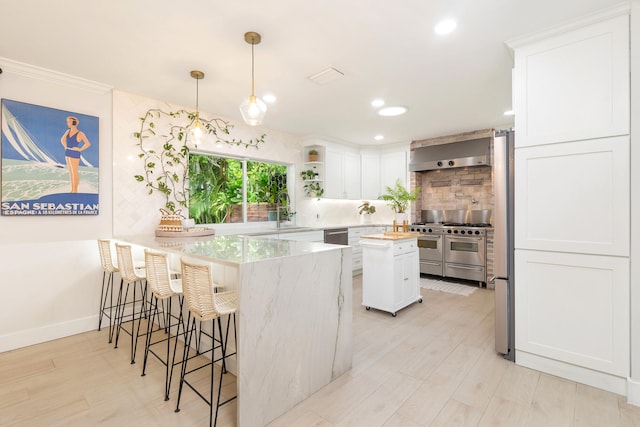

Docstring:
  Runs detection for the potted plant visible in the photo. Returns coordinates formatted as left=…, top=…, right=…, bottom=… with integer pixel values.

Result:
left=379, top=179, right=420, bottom=220
left=300, top=168, right=319, bottom=181
left=358, top=201, right=376, bottom=224
left=300, top=167, right=324, bottom=199
left=308, top=149, right=319, bottom=162
left=303, top=181, right=324, bottom=199
left=358, top=201, right=376, bottom=215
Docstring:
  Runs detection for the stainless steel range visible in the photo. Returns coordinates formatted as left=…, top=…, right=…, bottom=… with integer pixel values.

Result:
left=410, top=224, right=443, bottom=276
left=410, top=220, right=489, bottom=285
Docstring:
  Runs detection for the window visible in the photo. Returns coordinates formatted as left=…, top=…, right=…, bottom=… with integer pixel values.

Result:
left=188, top=153, right=292, bottom=224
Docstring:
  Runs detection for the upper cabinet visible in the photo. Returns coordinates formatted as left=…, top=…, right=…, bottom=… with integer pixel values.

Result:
left=510, top=14, right=629, bottom=148
left=362, top=150, right=407, bottom=199
left=361, top=153, right=381, bottom=199
left=324, top=147, right=361, bottom=199
left=515, top=136, right=629, bottom=256
left=303, top=140, right=408, bottom=200
left=380, top=151, right=407, bottom=191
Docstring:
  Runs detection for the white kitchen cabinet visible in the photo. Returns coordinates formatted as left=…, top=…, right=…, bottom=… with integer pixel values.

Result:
left=515, top=136, right=629, bottom=256
left=324, top=147, right=361, bottom=199
left=361, top=150, right=407, bottom=199
left=511, top=14, right=629, bottom=148
left=515, top=249, right=629, bottom=378
left=509, top=9, right=631, bottom=393
left=348, top=226, right=386, bottom=274
left=348, top=227, right=365, bottom=273
left=343, top=152, right=361, bottom=199
left=361, top=237, right=421, bottom=316
left=380, top=151, right=407, bottom=191
left=361, top=153, right=381, bottom=199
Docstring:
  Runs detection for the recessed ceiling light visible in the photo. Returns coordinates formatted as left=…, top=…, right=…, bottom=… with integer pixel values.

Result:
left=504, top=110, right=514, bottom=116
left=378, top=106, right=408, bottom=117
left=263, top=94, right=277, bottom=103
left=371, top=99, right=385, bottom=107
left=374, top=134, right=384, bottom=141
left=434, top=19, right=457, bottom=35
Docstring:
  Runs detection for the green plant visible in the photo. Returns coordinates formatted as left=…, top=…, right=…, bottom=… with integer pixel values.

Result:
left=358, top=201, right=376, bottom=215
left=379, top=179, right=420, bottom=213
left=133, top=108, right=266, bottom=213
left=308, top=149, right=318, bottom=156
left=300, top=167, right=324, bottom=198
left=280, top=208, right=296, bottom=221
left=300, top=168, right=319, bottom=181
left=303, top=181, right=324, bottom=199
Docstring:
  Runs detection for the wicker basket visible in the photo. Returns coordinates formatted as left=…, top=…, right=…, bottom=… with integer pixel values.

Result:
left=157, top=208, right=183, bottom=232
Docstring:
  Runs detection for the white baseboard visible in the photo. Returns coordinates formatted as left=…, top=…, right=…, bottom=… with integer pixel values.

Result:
left=517, top=350, right=627, bottom=396
left=628, top=378, right=640, bottom=406
left=0, top=315, right=98, bottom=353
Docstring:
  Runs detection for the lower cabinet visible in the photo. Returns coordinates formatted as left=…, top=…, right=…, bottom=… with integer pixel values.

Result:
left=349, top=226, right=386, bottom=274
left=515, top=249, right=629, bottom=381
left=361, top=238, right=421, bottom=316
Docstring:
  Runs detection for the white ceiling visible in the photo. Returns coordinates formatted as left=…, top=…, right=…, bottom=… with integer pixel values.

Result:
left=0, top=0, right=624, bottom=146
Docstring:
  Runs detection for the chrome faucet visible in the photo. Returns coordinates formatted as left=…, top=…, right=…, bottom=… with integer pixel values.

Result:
left=276, top=190, right=291, bottom=230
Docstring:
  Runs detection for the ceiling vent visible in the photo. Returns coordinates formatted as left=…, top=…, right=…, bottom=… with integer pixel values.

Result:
left=307, top=66, right=344, bottom=85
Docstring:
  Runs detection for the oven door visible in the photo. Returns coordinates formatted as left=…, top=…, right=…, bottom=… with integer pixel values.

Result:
left=417, top=235, right=443, bottom=276
left=444, top=235, right=485, bottom=266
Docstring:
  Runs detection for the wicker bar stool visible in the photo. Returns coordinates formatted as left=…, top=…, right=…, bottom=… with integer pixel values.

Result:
left=175, top=258, right=238, bottom=427
left=97, top=239, right=119, bottom=342
left=114, top=243, right=149, bottom=364
left=141, top=249, right=186, bottom=401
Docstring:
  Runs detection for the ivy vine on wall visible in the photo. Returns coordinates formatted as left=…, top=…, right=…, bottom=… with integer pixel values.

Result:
left=133, top=108, right=265, bottom=213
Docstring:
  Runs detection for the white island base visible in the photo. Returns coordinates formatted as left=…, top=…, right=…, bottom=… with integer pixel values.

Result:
left=360, top=233, right=422, bottom=316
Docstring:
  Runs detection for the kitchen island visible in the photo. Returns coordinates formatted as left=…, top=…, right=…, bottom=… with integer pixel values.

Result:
left=360, top=232, right=422, bottom=316
left=117, top=234, right=352, bottom=427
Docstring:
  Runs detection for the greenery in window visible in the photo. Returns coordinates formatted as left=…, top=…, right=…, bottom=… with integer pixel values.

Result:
left=188, top=154, right=290, bottom=224
left=133, top=108, right=265, bottom=213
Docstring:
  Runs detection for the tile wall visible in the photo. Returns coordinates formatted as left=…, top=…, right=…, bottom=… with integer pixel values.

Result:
left=413, top=165, right=494, bottom=221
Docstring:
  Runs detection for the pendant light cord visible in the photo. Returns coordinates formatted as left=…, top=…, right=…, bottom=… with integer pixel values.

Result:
left=251, top=41, right=255, bottom=97
left=195, top=76, right=199, bottom=117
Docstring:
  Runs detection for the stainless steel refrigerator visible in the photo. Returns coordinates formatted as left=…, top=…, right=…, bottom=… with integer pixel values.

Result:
left=493, top=130, right=515, bottom=361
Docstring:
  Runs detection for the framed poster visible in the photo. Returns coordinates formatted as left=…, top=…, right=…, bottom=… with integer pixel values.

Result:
left=1, top=99, right=99, bottom=215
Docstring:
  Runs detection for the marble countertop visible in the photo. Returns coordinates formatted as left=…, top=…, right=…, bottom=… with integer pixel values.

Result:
left=117, top=234, right=344, bottom=265
left=360, top=232, right=422, bottom=241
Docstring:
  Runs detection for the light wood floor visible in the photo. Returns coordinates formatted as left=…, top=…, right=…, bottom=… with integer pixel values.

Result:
left=2, top=276, right=640, bottom=426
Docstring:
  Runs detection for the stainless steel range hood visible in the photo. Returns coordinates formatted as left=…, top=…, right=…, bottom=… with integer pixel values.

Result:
left=409, top=137, right=492, bottom=172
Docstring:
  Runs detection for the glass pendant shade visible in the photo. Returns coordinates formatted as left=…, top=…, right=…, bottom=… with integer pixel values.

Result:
left=239, top=95, right=267, bottom=126
left=190, top=70, right=205, bottom=144
left=190, top=118, right=203, bottom=142
left=240, top=32, right=266, bottom=127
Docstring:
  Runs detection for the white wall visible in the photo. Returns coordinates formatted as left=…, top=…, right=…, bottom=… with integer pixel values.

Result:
left=629, top=0, right=640, bottom=405
left=0, top=58, right=113, bottom=352
left=111, top=90, right=305, bottom=236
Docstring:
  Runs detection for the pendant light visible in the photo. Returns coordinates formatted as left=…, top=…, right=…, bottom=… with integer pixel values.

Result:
left=239, top=31, right=267, bottom=126
left=190, top=70, right=204, bottom=143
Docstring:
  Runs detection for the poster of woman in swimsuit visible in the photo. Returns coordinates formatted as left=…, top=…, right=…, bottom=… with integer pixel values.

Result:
left=1, top=99, right=99, bottom=216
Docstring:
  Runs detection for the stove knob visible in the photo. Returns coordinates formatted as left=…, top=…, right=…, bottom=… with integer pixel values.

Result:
left=454, top=230, right=458, bottom=234
left=447, top=229, right=452, bottom=233
left=448, top=160, right=455, bottom=166
left=437, top=161, right=443, bottom=167
left=475, top=230, right=480, bottom=235
left=427, top=228, right=432, bottom=233
left=461, top=230, right=466, bottom=235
